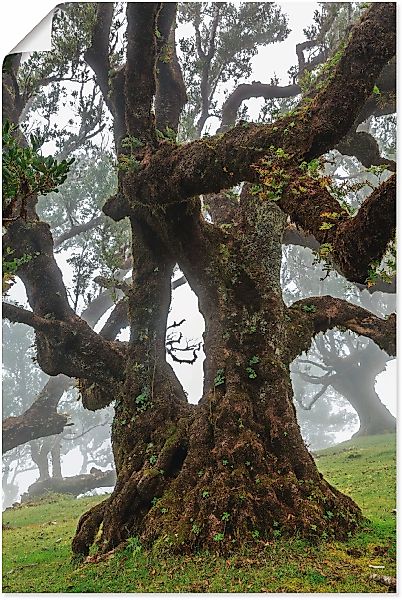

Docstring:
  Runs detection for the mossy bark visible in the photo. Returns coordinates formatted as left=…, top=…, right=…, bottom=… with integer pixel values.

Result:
left=72, top=195, right=362, bottom=557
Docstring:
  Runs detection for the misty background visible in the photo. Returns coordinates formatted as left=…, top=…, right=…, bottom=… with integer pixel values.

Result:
left=2, top=2, right=396, bottom=508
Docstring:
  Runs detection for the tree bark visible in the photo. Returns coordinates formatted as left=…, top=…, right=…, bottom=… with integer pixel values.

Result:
left=72, top=195, right=363, bottom=557
left=69, top=2, right=394, bottom=558
left=2, top=2, right=396, bottom=561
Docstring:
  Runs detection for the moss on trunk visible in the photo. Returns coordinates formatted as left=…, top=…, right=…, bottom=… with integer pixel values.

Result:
left=72, top=194, right=362, bottom=558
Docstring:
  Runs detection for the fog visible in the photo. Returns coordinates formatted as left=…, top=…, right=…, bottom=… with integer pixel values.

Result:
left=2, top=2, right=396, bottom=508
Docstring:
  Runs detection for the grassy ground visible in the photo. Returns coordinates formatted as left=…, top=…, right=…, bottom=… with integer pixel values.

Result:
left=2, top=433, right=396, bottom=593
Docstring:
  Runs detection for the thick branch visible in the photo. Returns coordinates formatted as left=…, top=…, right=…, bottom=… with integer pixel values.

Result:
left=336, top=131, right=396, bottom=172
left=287, top=295, right=396, bottom=362
left=106, top=3, right=395, bottom=218
left=4, top=220, right=74, bottom=320
left=356, top=57, right=396, bottom=124
left=196, top=4, right=220, bottom=136
left=125, top=3, right=161, bottom=141
left=2, top=375, right=72, bottom=454
left=303, top=3, right=395, bottom=160
left=332, top=174, right=396, bottom=284
left=220, top=83, right=300, bottom=132
left=99, top=299, right=129, bottom=340
left=155, top=3, right=187, bottom=134
left=21, top=468, right=116, bottom=502
left=276, top=197, right=396, bottom=294
left=3, top=302, right=125, bottom=385
left=2, top=271, right=131, bottom=453
left=276, top=169, right=395, bottom=285
left=84, top=4, right=114, bottom=114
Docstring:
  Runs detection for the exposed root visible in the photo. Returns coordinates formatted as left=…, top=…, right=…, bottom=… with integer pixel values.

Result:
left=71, top=418, right=192, bottom=556
left=71, top=498, right=108, bottom=558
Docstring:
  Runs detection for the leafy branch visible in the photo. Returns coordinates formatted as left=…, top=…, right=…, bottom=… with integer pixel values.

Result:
left=2, top=121, right=74, bottom=221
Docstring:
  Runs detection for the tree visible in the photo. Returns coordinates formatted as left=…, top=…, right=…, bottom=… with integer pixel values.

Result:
left=294, top=333, right=396, bottom=438
left=281, top=240, right=396, bottom=441
left=2, top=3, right=396, bottom=559
left=177, top=2, right=289, bottom=137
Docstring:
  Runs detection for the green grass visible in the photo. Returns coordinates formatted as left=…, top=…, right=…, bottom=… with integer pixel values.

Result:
left=2, top=433, right=396, bottom=593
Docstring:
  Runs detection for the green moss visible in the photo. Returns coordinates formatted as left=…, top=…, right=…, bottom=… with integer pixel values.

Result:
left=141, top=468, right=161, bottom=479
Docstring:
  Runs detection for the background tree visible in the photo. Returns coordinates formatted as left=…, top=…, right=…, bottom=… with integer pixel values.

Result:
left=177, top=2, right=289, bottom=138
left=2, top=2, right=396, bottom=558
left=281, top=241, right=395, bottom=444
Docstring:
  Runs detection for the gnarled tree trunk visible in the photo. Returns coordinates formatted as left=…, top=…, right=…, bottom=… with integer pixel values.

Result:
left=72, top=195, right=362, bottom=556
left=2, top=2, right=395, bottom=561
left=70, top=1, right=396, bottom=557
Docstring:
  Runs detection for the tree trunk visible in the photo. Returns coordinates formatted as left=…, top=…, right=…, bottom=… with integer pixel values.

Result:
left=51, top=438, right=62, bottom=479
left=72, top=196, right=362, bottom=557
left=2, top=466, right=19, bottom=508
left=30, top=439, right=51, bottom=481
left=331, top=376, right=396, bottom=437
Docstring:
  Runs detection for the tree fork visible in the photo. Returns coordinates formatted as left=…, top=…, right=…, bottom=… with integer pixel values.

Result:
left=72, top=193, right=364, bottom=557
left=104, top=3, right=395, bottom=218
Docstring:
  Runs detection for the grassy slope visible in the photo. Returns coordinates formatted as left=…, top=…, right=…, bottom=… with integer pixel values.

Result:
left=2, top=433, right=396, bottom=593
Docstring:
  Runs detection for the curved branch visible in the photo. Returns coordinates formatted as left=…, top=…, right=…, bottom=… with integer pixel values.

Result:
left=284, top=224, right=396, bottom=292
left=332, top=173, right=396, bottom=284
left=220, top=83, right=300, bottom=132
left=3, top=302, right=125, bottom=385
left=304, top=4, right=395, bottom=160
left=287, top=295, right=396, bottom=362
left=335, top=131, right=396, bottom=172
left=4, top=219, right=74, bottom=321
left=2, top=375, right=72, bottom=454
left=3, top=275, right=131, bottom=453
left=83, top=3, right=125, bottom=143
left=106, top=3, right=395, bottom=218
left=278, top=171, right=395, bottom=286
